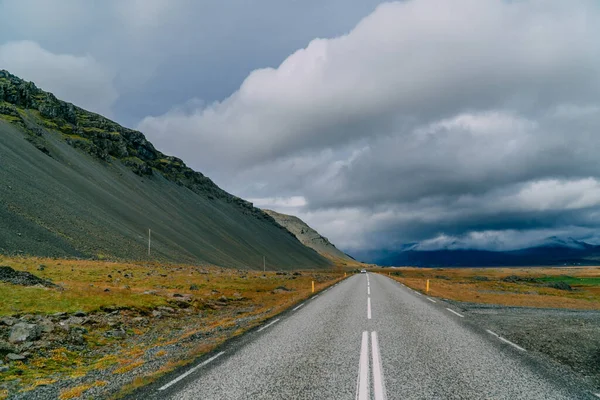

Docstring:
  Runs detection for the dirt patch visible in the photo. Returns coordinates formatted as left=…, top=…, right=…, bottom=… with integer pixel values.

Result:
left=0, top=266, right=58, bottom=288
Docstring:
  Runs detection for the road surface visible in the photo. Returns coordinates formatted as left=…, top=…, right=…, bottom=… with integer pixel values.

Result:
left=135, top=273, right=598, bottom=399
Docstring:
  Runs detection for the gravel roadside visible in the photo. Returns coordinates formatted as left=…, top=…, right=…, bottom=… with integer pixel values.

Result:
left=451, top=301, right=600, bottom=392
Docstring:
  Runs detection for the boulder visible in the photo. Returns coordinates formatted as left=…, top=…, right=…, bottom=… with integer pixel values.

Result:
left=0, top=317, right=16, bottom=326
left=6, top=353, right=26, bottom=361
left=68, top=330, right=86, bottom=345
left=9, top=323, right=40, bottom=344
left=0, top=341, right=15, bottom=356
left=104, top=329, right=126, bottom=339
left=65, top=317, right=84, bottom=326
left=0, top=266, right=58, bottom=287
left=39, top=320, right=55, bottom=333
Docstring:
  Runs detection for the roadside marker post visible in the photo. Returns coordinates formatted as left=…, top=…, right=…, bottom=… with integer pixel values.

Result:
left=426, top=279, right=430, bottom=293
left=312, top=281, right=315, bottom=293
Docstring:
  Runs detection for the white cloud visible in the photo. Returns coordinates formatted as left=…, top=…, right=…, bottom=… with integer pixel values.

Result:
left=137, top=0, right=600, bottom=253
left=0, top=41, right=118, bottom=116
left=140, top=0, right=600, bottom=170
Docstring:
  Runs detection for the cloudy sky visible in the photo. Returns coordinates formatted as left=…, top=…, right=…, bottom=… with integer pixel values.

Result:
left=2, top=0, right=600, bottom=258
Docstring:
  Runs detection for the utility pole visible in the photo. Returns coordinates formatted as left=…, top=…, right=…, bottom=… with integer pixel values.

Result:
left=148, top=228, right=151, bottom=257
left=263, top=255, right=266, bottom=272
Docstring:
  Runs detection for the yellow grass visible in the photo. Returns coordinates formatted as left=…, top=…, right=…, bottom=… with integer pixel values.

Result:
left=0, top=255, right=343, bottom=395
left=59, top=381, right=107, bottom=399
left=376, top=266, right=600, bottom=309
left=113, top=360, right=144, bottom=375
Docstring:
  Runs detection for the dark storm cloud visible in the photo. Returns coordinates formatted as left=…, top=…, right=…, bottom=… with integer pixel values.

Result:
left=3, top=0, right=600, bottom=254
left=140, top=0, right=600, bottom=252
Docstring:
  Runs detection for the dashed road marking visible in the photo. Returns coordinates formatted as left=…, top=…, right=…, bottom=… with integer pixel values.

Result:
left=292, top=303, right=304, bottom=311
left=427, top=298, right=436, bottom=303
left=367, top=297, right=372, bottom=319
left=159, top=351, right=225, bottom=391
left=486, top=330, right=526, bottom=351
left=257, top=318, right=280, bottom=332
left=446, top=308, right=464, bottom=318
left=368, top=286, right=371, bottom=295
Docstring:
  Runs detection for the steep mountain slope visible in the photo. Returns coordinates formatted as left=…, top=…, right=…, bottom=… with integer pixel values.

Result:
left=0, top=70, right=331, bottom=269
left=263, top=209, right=356, bottom=263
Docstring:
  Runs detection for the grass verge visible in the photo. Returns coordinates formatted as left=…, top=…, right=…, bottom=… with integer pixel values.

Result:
left=0, top=256, right=344, bottom=398
left=375, top=266, right=600, bottom=309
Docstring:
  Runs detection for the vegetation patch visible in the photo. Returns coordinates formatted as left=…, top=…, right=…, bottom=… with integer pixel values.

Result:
left=0, top=256, right=344, bottom=398
left=59, top=381, right=107, bottom=400
left=378, top=266, right=600, bottom=309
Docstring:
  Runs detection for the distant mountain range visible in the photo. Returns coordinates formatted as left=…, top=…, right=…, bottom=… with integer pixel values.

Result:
left=363, top=237, right=600, bottom=267
left=263, top=209, right=359, bottom=265
left=0, top=70, right=331, bottom=270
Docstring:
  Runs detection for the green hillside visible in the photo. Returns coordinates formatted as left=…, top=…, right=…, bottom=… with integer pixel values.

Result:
left=0, top=70, right=331, bottom=269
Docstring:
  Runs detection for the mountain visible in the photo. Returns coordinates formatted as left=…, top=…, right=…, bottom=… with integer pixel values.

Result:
left=263, top=209, right=357, bottom=264
left=370, top=238, right=600, bottom=267
left=0, top=70, right=331, bottom=269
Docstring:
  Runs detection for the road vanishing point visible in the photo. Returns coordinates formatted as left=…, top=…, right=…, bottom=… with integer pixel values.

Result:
left=133, top=273, right=598, bottom=399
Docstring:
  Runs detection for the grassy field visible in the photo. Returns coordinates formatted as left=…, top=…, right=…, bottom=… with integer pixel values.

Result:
left=0, top=256, right=344, bottom=398
left=375, top=266, right=600, bottom=310
left=0, top=256, right=340, bottom=316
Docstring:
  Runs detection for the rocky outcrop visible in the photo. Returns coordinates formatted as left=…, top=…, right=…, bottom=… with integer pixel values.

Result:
left=9, top=322, right=41, bottom=344
left=0, top=70, right=330, bottom=268
left=0, top=70, right=272, bottom=220
left=263, top=209, right=355, bottom=263
left=0, top=266, right=59, bottom=288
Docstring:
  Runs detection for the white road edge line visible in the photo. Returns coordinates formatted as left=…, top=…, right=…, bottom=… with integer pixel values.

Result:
left=486, top=330, right=526, bottom=351
left=311, top=295, right=318, bottom=300
left=414, top=291, right=422, bottom=296
left=371, top=332, right=387, bottom=400
left=427, top=297, right=436, bottom=303
left=292, top=303, right=305, bottom=311
left=257, top=318, right=280, bottom=332
left=159, top=351, right=225, bottom=391
left=446, top=308, right=464, bottom=318
left=367, top=297, right=372, bottom=319
left=356, top=331, right=370, bottom=400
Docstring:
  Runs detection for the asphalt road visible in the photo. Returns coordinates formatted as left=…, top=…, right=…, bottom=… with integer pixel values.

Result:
left=137, top=273, right=598, bottom=399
